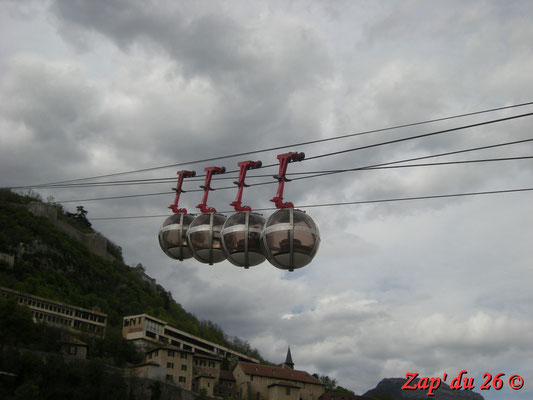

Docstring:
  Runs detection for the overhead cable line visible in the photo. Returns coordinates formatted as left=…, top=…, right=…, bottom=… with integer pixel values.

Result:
left=302, top=111, right=533, bottom=162
left=364, top=155, right=533, bottom=169
left=15, top=153, right=533, bottom=190
left=89, top=186, right=533, bottom=220
left=290, top=137, right=533, bottom=182
left=23, top=101, right=533, bottom=187
left=9, top=119, right=533, bottom=191
left=52, top=149, right=533, bottom=203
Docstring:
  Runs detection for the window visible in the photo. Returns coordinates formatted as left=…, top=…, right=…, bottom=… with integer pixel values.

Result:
left=209, top=361, right=215, bottom=368
left=181, top=365, right=187, bottom=371
left=286, top=388, right=291, bottom=396
left=168, top=350, right=175, bottom=357
left=256, top=392, right=260, bottom=400
left=181, top=353, right=187, bottom=359
left=148, top=353, right=152, bottom=359
left=69, top=345, right=77, bottom=355
left=200, top=360, right=206, bottom=366
left=167, top=362, right=174, bottom=369
left=179, top=376, right=186, bottom=383
left=166, top=375, right=173, bottom=382
left=250, top=375, right=254, bottom=382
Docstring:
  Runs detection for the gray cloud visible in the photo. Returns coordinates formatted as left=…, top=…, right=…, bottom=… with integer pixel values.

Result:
left=2, top=2, right=533, bottom=400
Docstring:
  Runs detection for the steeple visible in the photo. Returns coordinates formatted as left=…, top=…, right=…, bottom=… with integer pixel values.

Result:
left=284, top=346, right=294, bottom=369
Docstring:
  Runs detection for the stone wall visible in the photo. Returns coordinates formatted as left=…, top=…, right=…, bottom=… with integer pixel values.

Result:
left=27, top=202, right=115, bottom=262
left=28, top=202, right=58, bottom=222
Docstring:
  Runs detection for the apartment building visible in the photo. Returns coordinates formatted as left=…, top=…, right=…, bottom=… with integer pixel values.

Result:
left=1, top=286, right=107, bottom=337
left=145, top=345, right=194, bottom=390
left=122, top=313, right=259, bottom=363
left=192, top=353, right=222, bottom=397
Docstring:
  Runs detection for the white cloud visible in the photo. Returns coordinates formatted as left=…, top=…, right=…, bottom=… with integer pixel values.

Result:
left=2, top=2, right=533, bottom=400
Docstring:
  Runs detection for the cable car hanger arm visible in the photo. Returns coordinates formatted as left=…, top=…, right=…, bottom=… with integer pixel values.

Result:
left=197, top=166, right=226, bottom=213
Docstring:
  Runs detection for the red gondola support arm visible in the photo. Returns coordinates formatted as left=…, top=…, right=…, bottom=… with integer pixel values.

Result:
left=271, top=152, right=305, bottom=209
left=230, top=160, right=262, bottom=212
left=169, top=170, right=196, bottom=214
left=197, top=166, right=226, bottom=213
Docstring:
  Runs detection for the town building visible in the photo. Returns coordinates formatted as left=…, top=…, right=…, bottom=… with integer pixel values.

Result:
left=144, top=345, right=194, bottom=390
left=125, top=361, right=167, bottom=381
left=0, top=286, right=107, bottom=337
left=233, top=349, right=324, bottom=400
left=122, top=313, right=259, bottom=363
left=215, top=370, right=238, bottom=399
left=192, top=353, right=223, bottom=397
left=60, top=335, right=89, bottom=360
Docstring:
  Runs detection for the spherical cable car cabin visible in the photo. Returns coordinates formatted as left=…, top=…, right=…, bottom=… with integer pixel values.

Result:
left=159, top=213, right=195, bottom=261
left=260, top=152, right=320, bottom=271
left=221, top=211, right=265, bottom=267
left=261, top=208, right=320, bottom=271
left=187, top=166, right=227, bottom=265
left=188, top=212, right=227, bottom=264
left=158, top=170, right=196, bottom=261
left=220, top=160, right=265, bottom=268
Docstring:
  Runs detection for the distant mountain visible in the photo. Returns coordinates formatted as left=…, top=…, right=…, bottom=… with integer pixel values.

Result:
left=364, top=378, right=484, bottom=400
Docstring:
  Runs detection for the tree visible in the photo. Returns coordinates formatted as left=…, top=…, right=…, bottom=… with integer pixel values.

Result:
left=0, top=296, right=36, bottom=349
left=317, top=375, right=337, bottom=392
left=76, top=206, right=91, bottom=228
left=333, top=386, right=355, bottom=395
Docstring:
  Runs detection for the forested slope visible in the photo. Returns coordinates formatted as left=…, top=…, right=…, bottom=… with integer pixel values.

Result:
left=0, top=189, right=261, bottom=360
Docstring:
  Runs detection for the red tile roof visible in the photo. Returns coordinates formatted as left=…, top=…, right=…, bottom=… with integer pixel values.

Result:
left=60, top=335, right=88, bottom=346
left=128, top=361, right=161, bottom=368
left=219, top=370, right=236, bottom=381
left=238, top=362, right=322, bottom=385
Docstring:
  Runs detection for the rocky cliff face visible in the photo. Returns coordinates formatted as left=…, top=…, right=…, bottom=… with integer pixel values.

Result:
left=363, top=378, right=484, bottom=400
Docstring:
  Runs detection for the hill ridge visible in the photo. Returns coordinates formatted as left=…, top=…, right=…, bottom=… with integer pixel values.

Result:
left=0, top=189, right=262, bottom=361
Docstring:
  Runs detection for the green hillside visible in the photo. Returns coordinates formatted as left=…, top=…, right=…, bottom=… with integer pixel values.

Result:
left=0, top=189, right=261, bottom=360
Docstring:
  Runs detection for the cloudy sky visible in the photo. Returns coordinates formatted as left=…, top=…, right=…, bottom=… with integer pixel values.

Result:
left=1, top=1, right=533, bottom=398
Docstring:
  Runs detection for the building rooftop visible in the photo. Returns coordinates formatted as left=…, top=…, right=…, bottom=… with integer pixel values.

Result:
left=127, top=361, right=162, bottom=369
left=239, top=362, right=323, bottom=385
left=219, top=370, right=235, bottom=381
left=193, top=353, right=222, bottom=361
left=1, top=286, right=108, bottom=317
left=60, top=335, right=88, bottom=346
left=145, top=345, right=192, bottom=354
